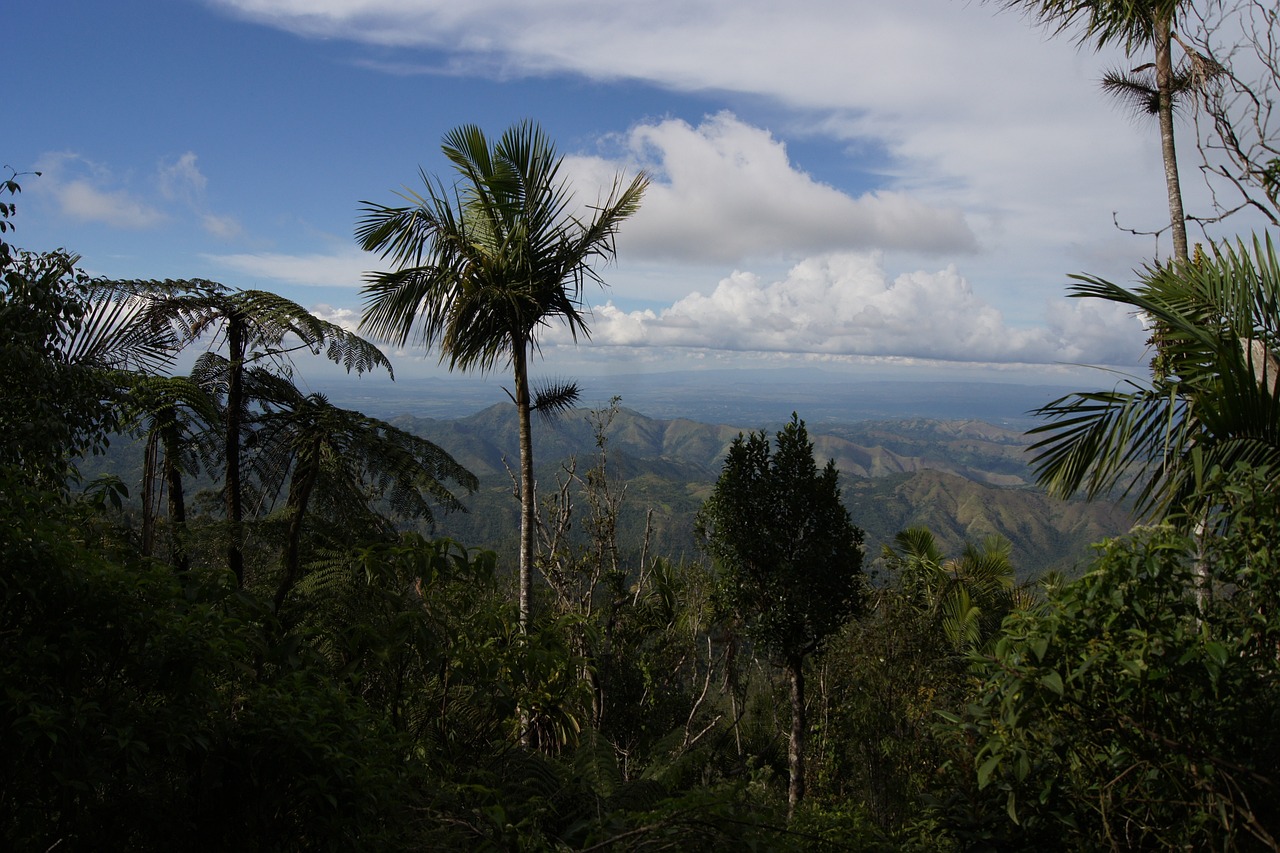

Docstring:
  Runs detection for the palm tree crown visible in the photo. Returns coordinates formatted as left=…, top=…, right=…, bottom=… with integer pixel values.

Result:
left=358, top=122, right=646, bottom=367
left=995, top=0, right=1193, bottom=260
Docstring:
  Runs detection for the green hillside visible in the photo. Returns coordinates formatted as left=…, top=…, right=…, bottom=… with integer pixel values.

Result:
left=394, top=404, right=1131, bottom=577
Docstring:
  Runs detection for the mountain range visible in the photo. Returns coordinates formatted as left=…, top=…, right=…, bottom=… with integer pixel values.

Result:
left=393, top=403, right=1131, bottom=578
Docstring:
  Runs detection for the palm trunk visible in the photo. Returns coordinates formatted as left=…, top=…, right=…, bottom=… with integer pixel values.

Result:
left=513, top=341, right=536, bottom=748
left=514, top=342, right=535, bottom=634
left=225, top=314, right=245, bottom=585
left=786, top=655, right=806, bottom=820
left=1154, top=13, right=1189, bottom=263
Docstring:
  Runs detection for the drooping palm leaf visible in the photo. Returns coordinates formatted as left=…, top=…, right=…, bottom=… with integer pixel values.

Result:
left=1029, top=236, right=1280, bottom=519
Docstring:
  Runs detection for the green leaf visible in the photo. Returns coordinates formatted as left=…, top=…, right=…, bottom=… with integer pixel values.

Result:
left=1039, top=670, right=1065, bottom=695
left=977, top=753, right=1002, bottom=788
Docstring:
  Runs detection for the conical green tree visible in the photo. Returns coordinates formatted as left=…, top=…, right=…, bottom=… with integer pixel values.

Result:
left=696, top=414, right=864, bottom=818
left=357, top=121, right=647, bottom=633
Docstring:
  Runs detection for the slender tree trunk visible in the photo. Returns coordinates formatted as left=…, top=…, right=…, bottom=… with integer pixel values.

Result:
left=225, top=314, right=245, bottom=586
left=513, top=341, right=535, bottom=748
left=275, top=445, right=319, bottom=613
left=141, top=429, right=160, bottom=557
left=1154, top=13, right=1189, bottom=263
left=161, top=414, right=190, bottom=572
left=514, top=341, right=535, bottom=634
left=786, top=655, right=806, bottom=820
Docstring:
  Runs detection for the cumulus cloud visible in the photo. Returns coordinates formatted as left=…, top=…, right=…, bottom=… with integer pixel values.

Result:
left=570, top=114, right=974, bottom=264
left=551, top=253, right=1146, bottom=366
left=204, top=0, right=1180, bottom=291
left=307, top=302, right=362, bottom=332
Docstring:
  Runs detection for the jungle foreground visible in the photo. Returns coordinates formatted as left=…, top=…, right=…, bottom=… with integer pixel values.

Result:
left=4, top=166, right=1280, bottom=850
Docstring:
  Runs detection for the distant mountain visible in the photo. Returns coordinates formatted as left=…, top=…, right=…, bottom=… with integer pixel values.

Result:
left=320, top=371, right=1080, bottom=429
left=80, top=394, right=1131, bottom=578
left=397, top=404, right=1131, bottom=578
left=845, top=470, right=1124, bottom=576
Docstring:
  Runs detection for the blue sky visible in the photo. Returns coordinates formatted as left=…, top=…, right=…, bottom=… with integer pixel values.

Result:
left=11, top=0, right=1256, bottom=389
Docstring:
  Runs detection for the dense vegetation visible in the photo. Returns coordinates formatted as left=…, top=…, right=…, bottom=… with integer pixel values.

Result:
left=4, top=90, right=1280, bottom=850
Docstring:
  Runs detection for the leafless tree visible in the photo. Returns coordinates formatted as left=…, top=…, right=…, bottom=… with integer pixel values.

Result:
left=1185, top=0, right=1280, bottom=227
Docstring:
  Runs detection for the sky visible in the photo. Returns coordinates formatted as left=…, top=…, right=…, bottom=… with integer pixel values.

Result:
left=8, top=0, right=1264, bottom=393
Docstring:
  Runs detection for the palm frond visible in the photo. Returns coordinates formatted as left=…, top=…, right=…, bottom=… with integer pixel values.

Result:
left=994, top=0, right=1184, bottom=55
left=532, top=379, right=581, bottom=421
left=357, top=121, right=646, bottom=374
left=1030, top=235, right=1280, bottom=519
left=1101, top=64, right=1193, bottom=120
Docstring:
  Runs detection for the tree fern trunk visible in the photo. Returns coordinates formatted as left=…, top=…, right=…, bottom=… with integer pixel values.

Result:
left=225, top=313, right=245, bottom=585
left=141, top=428, right=160, bottom=557
left=275, top=439, right=320, bottom=613
left=161, top=413, right=190, bottom=572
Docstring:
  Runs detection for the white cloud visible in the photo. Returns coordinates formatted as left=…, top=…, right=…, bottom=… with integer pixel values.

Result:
left=158, top=152, right=208, bottom=203
left=158, top=152, right=245, bottom=239
left=205, top=0, right=1195, bottom=301
left=206, top=247, right=371, bottom=287
left=201, top=213, right=245, bottom=240
left=31, top=151, right=247, bottom=238
left=571, top=113, right=974, bottom=264
left=35, top=153, right=166, bottom=229
left=551, top=253, right=1147, bottom=366
left=58, top=181, right=167, bottom=229
left=308, top=302, right=362, bottom=332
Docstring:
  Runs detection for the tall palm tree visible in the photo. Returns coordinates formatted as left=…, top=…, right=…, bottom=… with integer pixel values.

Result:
left=997, top=0, right=1192, bottom=260
left=357, top=121, right=647, bottom=632
left=1029, top=236, right=1280, bottom=520
left=145, top=281, right=394, bottom=584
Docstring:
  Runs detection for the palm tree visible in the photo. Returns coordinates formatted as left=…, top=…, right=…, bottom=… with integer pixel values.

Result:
left=1029, top=236, right=1280, bottom=520
left=249, top=384, right=478, bottom=613
left=357, top=121, right=647, bottom=632
left=881, top=527, right=1022, bottom=653
left=145, top=282, right=394, bottom=585
left=996, top=0, right=1193, bottom=260
left=122, top=374, right=219, bottom=570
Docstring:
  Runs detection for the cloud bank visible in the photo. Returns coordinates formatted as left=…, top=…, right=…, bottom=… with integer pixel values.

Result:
left=556, top=253, right=1145, bottom=367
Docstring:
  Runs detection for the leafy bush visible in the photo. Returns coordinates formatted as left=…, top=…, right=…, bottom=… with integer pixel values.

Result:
left=941, top=463, right=1280, bottom=850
